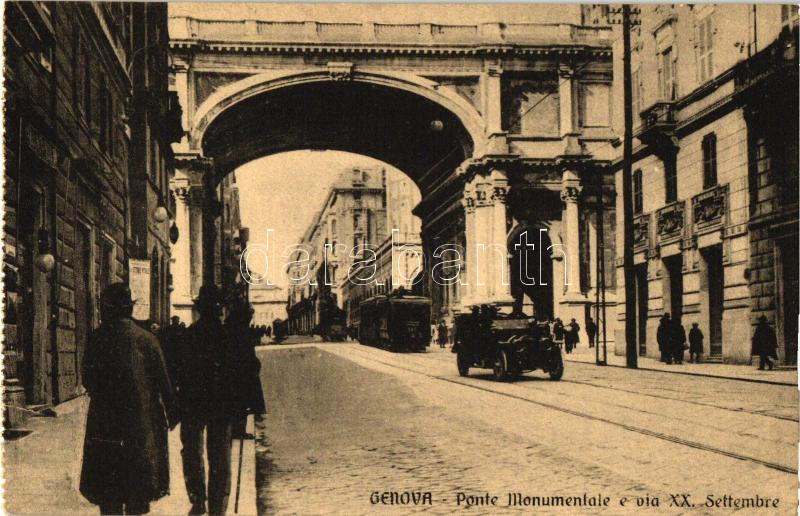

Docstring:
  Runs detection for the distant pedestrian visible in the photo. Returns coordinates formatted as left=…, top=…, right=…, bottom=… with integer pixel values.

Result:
left=657, top=314, right=671, bottom=363
left=565, top=318, right=580, bottom=354
left=80, top=283, right=177, bottom=515
left=437, top=320, right=449, bottom=349
left=752, top=315, right=778, bottom=370
left=586, top=316, right=597, bottom=348
left=688, top=323, right=704, bottom=363
left=671, top=317, right=686, bottom=365
left=552, top=318, right=565, bottom=349
left=160, top=316, right=185, bottom=382
left=175, top=285, right=238, bottom=515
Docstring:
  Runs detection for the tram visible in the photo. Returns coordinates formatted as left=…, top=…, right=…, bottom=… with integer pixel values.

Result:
left=358, top=291, right=431, bottom=352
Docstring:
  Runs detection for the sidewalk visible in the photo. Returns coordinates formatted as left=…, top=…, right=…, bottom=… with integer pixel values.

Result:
left=2, top=395, right=258, bottom=515
left=565, top=345, right=797, bottom=386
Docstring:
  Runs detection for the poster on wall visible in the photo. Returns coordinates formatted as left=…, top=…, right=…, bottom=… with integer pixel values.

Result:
left=128, top=258, right=151, bottom=321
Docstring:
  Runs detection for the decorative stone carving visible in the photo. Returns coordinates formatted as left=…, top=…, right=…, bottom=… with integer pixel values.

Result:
left=327, top=62, right=354, bottom=81
left=560, top=186, right=581, bottom=203
left=692, top=184, right=728, bottom=229
left=491, top=185, right=508, bottom=202
left=633, top=213, right=649, bottom=250
left=656, top=200, right=685, bottom=240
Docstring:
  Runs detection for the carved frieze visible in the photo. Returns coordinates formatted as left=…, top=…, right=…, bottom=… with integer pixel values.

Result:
left=692, top=184, right=728, bottom=230
left=656, top=200, right=685, bottom=241
left=560, top=186, right=581, bottom=204
left=327, top=62, right=354, bottom=81
left=633, top=213, right=650, bottom=250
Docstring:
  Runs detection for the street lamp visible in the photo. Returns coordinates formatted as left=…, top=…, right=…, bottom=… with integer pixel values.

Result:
left=153, top=205, right=168, bottom=223
left=430, top=119, right=444, bottom=132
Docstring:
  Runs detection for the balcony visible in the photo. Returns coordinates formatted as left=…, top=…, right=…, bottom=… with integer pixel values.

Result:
left=735, top=25, right=798, bottom=97
left=692, top=184, right=728, bottom=231
left=636, top=101, right=677, bottom=148
left=656, top=200, right=685, bottom=242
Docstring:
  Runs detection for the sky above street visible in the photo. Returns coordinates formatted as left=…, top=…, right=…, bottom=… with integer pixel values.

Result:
left=236, top=151, right=397, bottom=289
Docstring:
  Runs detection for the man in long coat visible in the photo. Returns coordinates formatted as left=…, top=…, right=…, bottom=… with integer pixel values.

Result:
left=657, top=314, right=671, bottom=363
left=688, top=323, right=704, bottom=363
left=174, top=285, right=240, bottom=515
left=80, top=283, right=177, bottom=515
left=752, top=315, right=779, bottom=370
left=671, top=318, right=687, bottom=365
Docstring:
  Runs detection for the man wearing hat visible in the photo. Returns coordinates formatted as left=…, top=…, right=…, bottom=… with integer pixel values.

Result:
left=174, top=285, right=237, bottom=514
left=80, top=283, right=177, bottom=514
left=752, top=315, right=779, bottom=370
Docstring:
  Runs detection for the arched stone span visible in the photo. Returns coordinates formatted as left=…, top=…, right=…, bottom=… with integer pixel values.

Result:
left=193, top=71, right=480, bottom=197
left=190, top=69, right=488, bottom=164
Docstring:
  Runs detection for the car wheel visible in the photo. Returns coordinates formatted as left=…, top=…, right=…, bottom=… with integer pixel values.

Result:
left=548, top=353, right=564, bottom=381
left=493, top=350, right=510, bottom=381
left=457, top=353, right=470, bottom=376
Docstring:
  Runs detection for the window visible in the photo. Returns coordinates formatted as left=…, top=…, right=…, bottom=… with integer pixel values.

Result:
left=633, top=169, right=643, bottom=214
left=658, top=46, right=676, bottom=100
left=632, top=69, right=643, bottom=117
left=99, top=81, right=109, bottom=151
left=702, top=133, right=718, bottom=189
left=83, top=51, right=92, bottom=120
left=665, top=161, right=678, bottom=203
left=696, top=15, right=715, bottom=83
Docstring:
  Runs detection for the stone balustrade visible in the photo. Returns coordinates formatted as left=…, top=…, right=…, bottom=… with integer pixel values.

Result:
left=169, top=16, right=612, bottom=46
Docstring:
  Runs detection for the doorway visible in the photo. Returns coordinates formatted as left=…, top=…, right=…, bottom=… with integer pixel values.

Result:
left=19, top=186, right=51, bottom=404
left=663, top=254, right=684, bottom=324
left=701, top=245, right=724, bottom=356
left=777, top=236, right=798, bottom=365
left=634, top=263, right=648, bottom=355
left=73, top=222, right=93, bottom=398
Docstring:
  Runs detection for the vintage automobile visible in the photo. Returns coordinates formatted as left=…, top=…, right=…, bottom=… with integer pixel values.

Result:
left=359, top=291, right=431, bottom=352
left=452, top=306, right=563, bottom=381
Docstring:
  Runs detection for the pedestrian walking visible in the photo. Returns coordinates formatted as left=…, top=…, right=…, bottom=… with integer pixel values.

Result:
left=585, top=316, right=597, bottom=349
left=80, top=283, right=177, bottom=515
left=657, top=314, right=671, bottom=363
left=160, top=315, right=185, bottom=382
left=671, top=317, right=687, bottom=365
left=225, top=299, right=267, bottom=439
left=551, top=318, right=565, bottom=349
left=565, top=318, right=580, bottom=354
left=437, top=319, right=449, bottom=349
left=688, top=323, right=704, bottom=363
left=174, top=285, right=240, bottom=515
left=430, top=323, right=438, bottom=347
left=752, top=315, right=778, bottom=370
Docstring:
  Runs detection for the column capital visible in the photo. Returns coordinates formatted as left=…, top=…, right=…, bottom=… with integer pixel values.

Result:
left=491, top=184, right=509, bottom=203
left=558, top=63, right=574, bottom=79
left=560, top=186, right=582, bottom=204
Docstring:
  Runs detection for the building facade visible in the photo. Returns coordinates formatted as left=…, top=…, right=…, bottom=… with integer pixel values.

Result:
left=2, top=2, right=177, bottom=413
left=613, top=5, right=798, bottom=364
left=127, top=3, right=183, bottom=328
left=249, top=282, right=287, bottom=328
left=286, top=166, right=388, bottom=334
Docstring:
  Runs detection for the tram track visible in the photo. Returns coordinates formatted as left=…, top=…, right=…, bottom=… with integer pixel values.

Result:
left=339, top=345, right=798, bottom=476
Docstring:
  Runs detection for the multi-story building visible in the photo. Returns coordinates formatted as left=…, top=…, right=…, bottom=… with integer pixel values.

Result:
left=612, top=5, right=798, bottom=364
left=249, top=282, right=287, bottom=328
left=2, top=2, right=178, bottom=416
left=286, top=166, right=389, bottom=334
left=342, top=172, right=424, bottom=328
left=127, top=3, right=183, bottom=328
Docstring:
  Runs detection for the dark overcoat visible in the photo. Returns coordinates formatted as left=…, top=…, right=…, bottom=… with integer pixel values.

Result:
left=226, top=324, right=267, bottom=416
left=688, top=327, right=704, bottom=353
left=80, top=318, right=175, bottom=506
left=752, top=323, right=778, bottom=358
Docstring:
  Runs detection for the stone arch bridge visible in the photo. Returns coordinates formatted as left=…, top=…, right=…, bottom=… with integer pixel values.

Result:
left=168, top=15, right=618, bottom=326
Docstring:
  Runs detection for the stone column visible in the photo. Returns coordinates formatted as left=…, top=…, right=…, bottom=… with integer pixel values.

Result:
left=170, top=180, right=193, bottom=322
left=483, top=64, right=503, bottom=135
left=202, top=166, right=218, bottom=288
left=459, top=186, right=477, bottom=309
left=560, top=171, right=582, bottom=295
left=558, top=65, right=575, bottom=137
left=464, top=169, right=513, bottom=308
left=188, top=187, right=204, bottom=298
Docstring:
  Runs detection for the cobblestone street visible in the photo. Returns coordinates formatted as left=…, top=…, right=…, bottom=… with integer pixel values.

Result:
left=255, top=343, right=797, bottom=515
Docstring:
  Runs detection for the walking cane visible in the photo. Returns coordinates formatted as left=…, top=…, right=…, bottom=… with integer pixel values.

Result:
left=234, top=434, right=244, bottom=513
